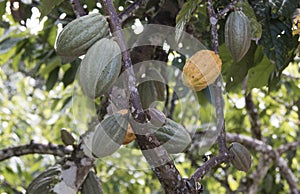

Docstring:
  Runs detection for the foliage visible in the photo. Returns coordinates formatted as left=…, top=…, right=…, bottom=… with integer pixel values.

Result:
left=0, top=0, right=299, bottom=193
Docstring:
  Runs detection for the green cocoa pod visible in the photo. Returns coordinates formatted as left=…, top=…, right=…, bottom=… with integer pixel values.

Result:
left=154, top=118, right=191, bottom=154
left=145, top=108, right=166, bottom=128
left=229, top=142, right=252, bottom=172
left=81, top=171, right=103, bottom=194
left=26, top=165, right=61, bottom=194
left=225, top=11, right=251, bottom=62
left=79, top=38, right=122, bottom=98
left=92, top=113, right=127, bottom=158
left=56, top=13, right=109, bottom=57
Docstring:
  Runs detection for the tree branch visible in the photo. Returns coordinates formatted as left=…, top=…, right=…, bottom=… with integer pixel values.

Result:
left=206, top=0, right=227, bottom=153
left=277, top=141, right=300, bottom=155
left=226, top=133, right=299, bottom=193
left=245, top=92, right=262, bottom=139
left=119, top=0, right=149, bottom=22
left=190, top=152, right=231, bottom=181
left=98, top=1, right=190, bottom=192
left=245, top=155, right=273, bottom=194
left=0, top=143, right=72, bottom=162
left=190, top=1, right=234, bottom=184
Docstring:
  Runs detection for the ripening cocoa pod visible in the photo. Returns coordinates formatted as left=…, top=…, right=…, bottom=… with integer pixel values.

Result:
left=122, top=124, right=136, bottom=145
left=182, top=50, right=222, bottom=91
left=225, top=11, right=251, bottom=62
left=229, top=142, right=252, bottom=172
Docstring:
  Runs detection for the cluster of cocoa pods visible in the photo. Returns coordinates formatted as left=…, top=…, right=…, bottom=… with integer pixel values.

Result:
left=56, top=13, right=122, bottom=98
left=55, top=13, right=192, bottom=159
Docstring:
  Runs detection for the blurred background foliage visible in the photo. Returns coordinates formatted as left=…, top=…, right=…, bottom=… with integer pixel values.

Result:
left=0, top=0, right=299, bottom=193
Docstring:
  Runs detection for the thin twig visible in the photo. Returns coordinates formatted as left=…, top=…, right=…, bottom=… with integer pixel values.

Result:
left=277, top=141, right=300, bottom=154
left=245, top=92, right=262, bottom=140
left=70, top=0, right=86, bottom=17
left=216, top=0, right=239, bottom=19
left=167, top=90, right=178, bottom=119
left=0, top=143, right=72, bottom=162
left=191, top=152, right=232, bottom=181
left=245, top=155, right=273, bottom=194
left=119, top=0, right=149, bottom=22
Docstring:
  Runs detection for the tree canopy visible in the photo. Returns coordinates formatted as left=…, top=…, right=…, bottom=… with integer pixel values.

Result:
left=0, top=0, right=299, bottom=193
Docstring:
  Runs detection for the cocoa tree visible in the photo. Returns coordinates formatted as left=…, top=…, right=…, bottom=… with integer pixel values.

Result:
left=0, top=0, right=299, bottom=193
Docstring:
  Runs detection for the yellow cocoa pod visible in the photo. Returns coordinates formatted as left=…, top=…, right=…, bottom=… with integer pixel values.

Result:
left=182, top=50, right=222, bottom=91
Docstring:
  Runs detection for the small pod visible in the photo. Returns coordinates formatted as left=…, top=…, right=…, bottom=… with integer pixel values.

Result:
left=229, top=142, right=252, bottom=172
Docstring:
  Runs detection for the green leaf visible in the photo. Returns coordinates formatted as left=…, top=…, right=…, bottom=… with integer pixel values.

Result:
left=175, top=0, right=200, bottom=42
left=62, top=59, right=80, bottom=87
left=0, top=37, right=24, bottom=54
left=39, top=0, right=65, bottom=18
left=59, top=1, right=76, bottom=16
left=41, top=19, right=58, bottom=48
left=247, top=56, right=275, bottom=92
left=196, top=87, right=212, bottom=106
left=272, top=0, right=299, bottom=19
left=46, top=67, right=59, bottom=91
left=11, top=49, right=24, bottom=71
left=260, top=20, right=297, bottom=70
left=251, top=0, right=298, bottom=70
left=0, top=20, right=10, bottom=29
left=225, top=42, right=258, bottom=91
left=39, top=56, right=61, bottom=77
left=0, top=1, right=7, bottom=17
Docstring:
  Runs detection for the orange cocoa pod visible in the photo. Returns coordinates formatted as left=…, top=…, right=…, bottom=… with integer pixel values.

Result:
left=122, top=123, right=136, bottom=145
left=117, top=109, right=136, bottom=145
